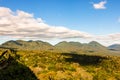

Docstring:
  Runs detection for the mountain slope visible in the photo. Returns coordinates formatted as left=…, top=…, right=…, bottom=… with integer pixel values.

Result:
left=55, top=41, right=108, bottom=53
left=54, top=41, right=82, bottom=52
left=82, top=41, right=107, bottom=51
left=1, top=40, right=53, bottom=50
left=108, top=44, right=120, bottom=51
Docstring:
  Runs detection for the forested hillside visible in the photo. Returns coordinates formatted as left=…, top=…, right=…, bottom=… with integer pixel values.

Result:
left=1, top=40, right=53, bottom=51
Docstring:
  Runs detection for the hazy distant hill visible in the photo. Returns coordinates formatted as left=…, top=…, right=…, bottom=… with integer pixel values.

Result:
left=1, top=40, right=53, bottom=50
left=108, top=44, right=120, bottom=51
left=54, top=41, right=82, bottom=52
left=82, top=41, right=107, bottom=51
left=55, top=41, right=108, bottom=52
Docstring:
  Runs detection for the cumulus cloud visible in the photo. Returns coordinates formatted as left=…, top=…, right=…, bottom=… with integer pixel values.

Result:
left=0, top=7, right=93, bottom=39
left=93, top=1, right=107, bottom=9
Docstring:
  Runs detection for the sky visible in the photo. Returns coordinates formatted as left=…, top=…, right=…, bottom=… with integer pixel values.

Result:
left=0, top=0, right=120, bottom=46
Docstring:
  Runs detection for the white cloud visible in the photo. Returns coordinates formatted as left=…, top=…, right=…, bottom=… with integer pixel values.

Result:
left=92, top=33, right=120, bottom=46
left=0, top=7, right=93, bottom=39
left=93, top=1, right=107, bottom=9
left=0, top=7, right=12, bottom=16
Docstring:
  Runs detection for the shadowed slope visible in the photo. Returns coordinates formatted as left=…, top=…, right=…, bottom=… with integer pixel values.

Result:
left=0, top=48, right=38, bottom=80
left=62, top=53, right=108, bottom=66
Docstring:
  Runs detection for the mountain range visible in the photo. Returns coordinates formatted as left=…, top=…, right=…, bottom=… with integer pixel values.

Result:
left=54, top=41, right=108, bottom=52
left=1, top=40, right=53, bottom=51
left=0, top=40, right=111, bottom=52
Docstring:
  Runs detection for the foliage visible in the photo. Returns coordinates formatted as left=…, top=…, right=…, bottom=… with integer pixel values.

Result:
left=16, top=50, right=120, bottom=80
left=0, top=40, right=120, bottom=80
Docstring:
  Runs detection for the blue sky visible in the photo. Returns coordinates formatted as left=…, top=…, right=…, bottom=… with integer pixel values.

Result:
left=0, top=0, right=120, bottom=46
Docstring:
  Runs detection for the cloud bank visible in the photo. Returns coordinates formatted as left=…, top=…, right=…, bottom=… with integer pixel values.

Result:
left=0, top=7, right=92, bottom=39
left=0, top=7, right=120, bottom=46
left=93, top=1, right=107, bottom=9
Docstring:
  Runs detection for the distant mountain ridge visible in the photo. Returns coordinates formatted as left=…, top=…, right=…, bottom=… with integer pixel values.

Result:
left=54, top=41, right=107, bottom=52
left=0, top=40, right=108, bottom=52
left=1, top=40, right=53, bottom=50
left=54, top=41, right=82, bottom=52
left=108, top=44, right=120, bottom=51
left=83, top=41, right=107, bottom=51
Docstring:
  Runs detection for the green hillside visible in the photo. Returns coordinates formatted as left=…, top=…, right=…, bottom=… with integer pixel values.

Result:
left=54, top=41, right=82, bottom=52
left=55, top=41, right=108, bottom=54
left=82, top=41, right=108, bottom=52
left=1, top=40, right=53, bottom=51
